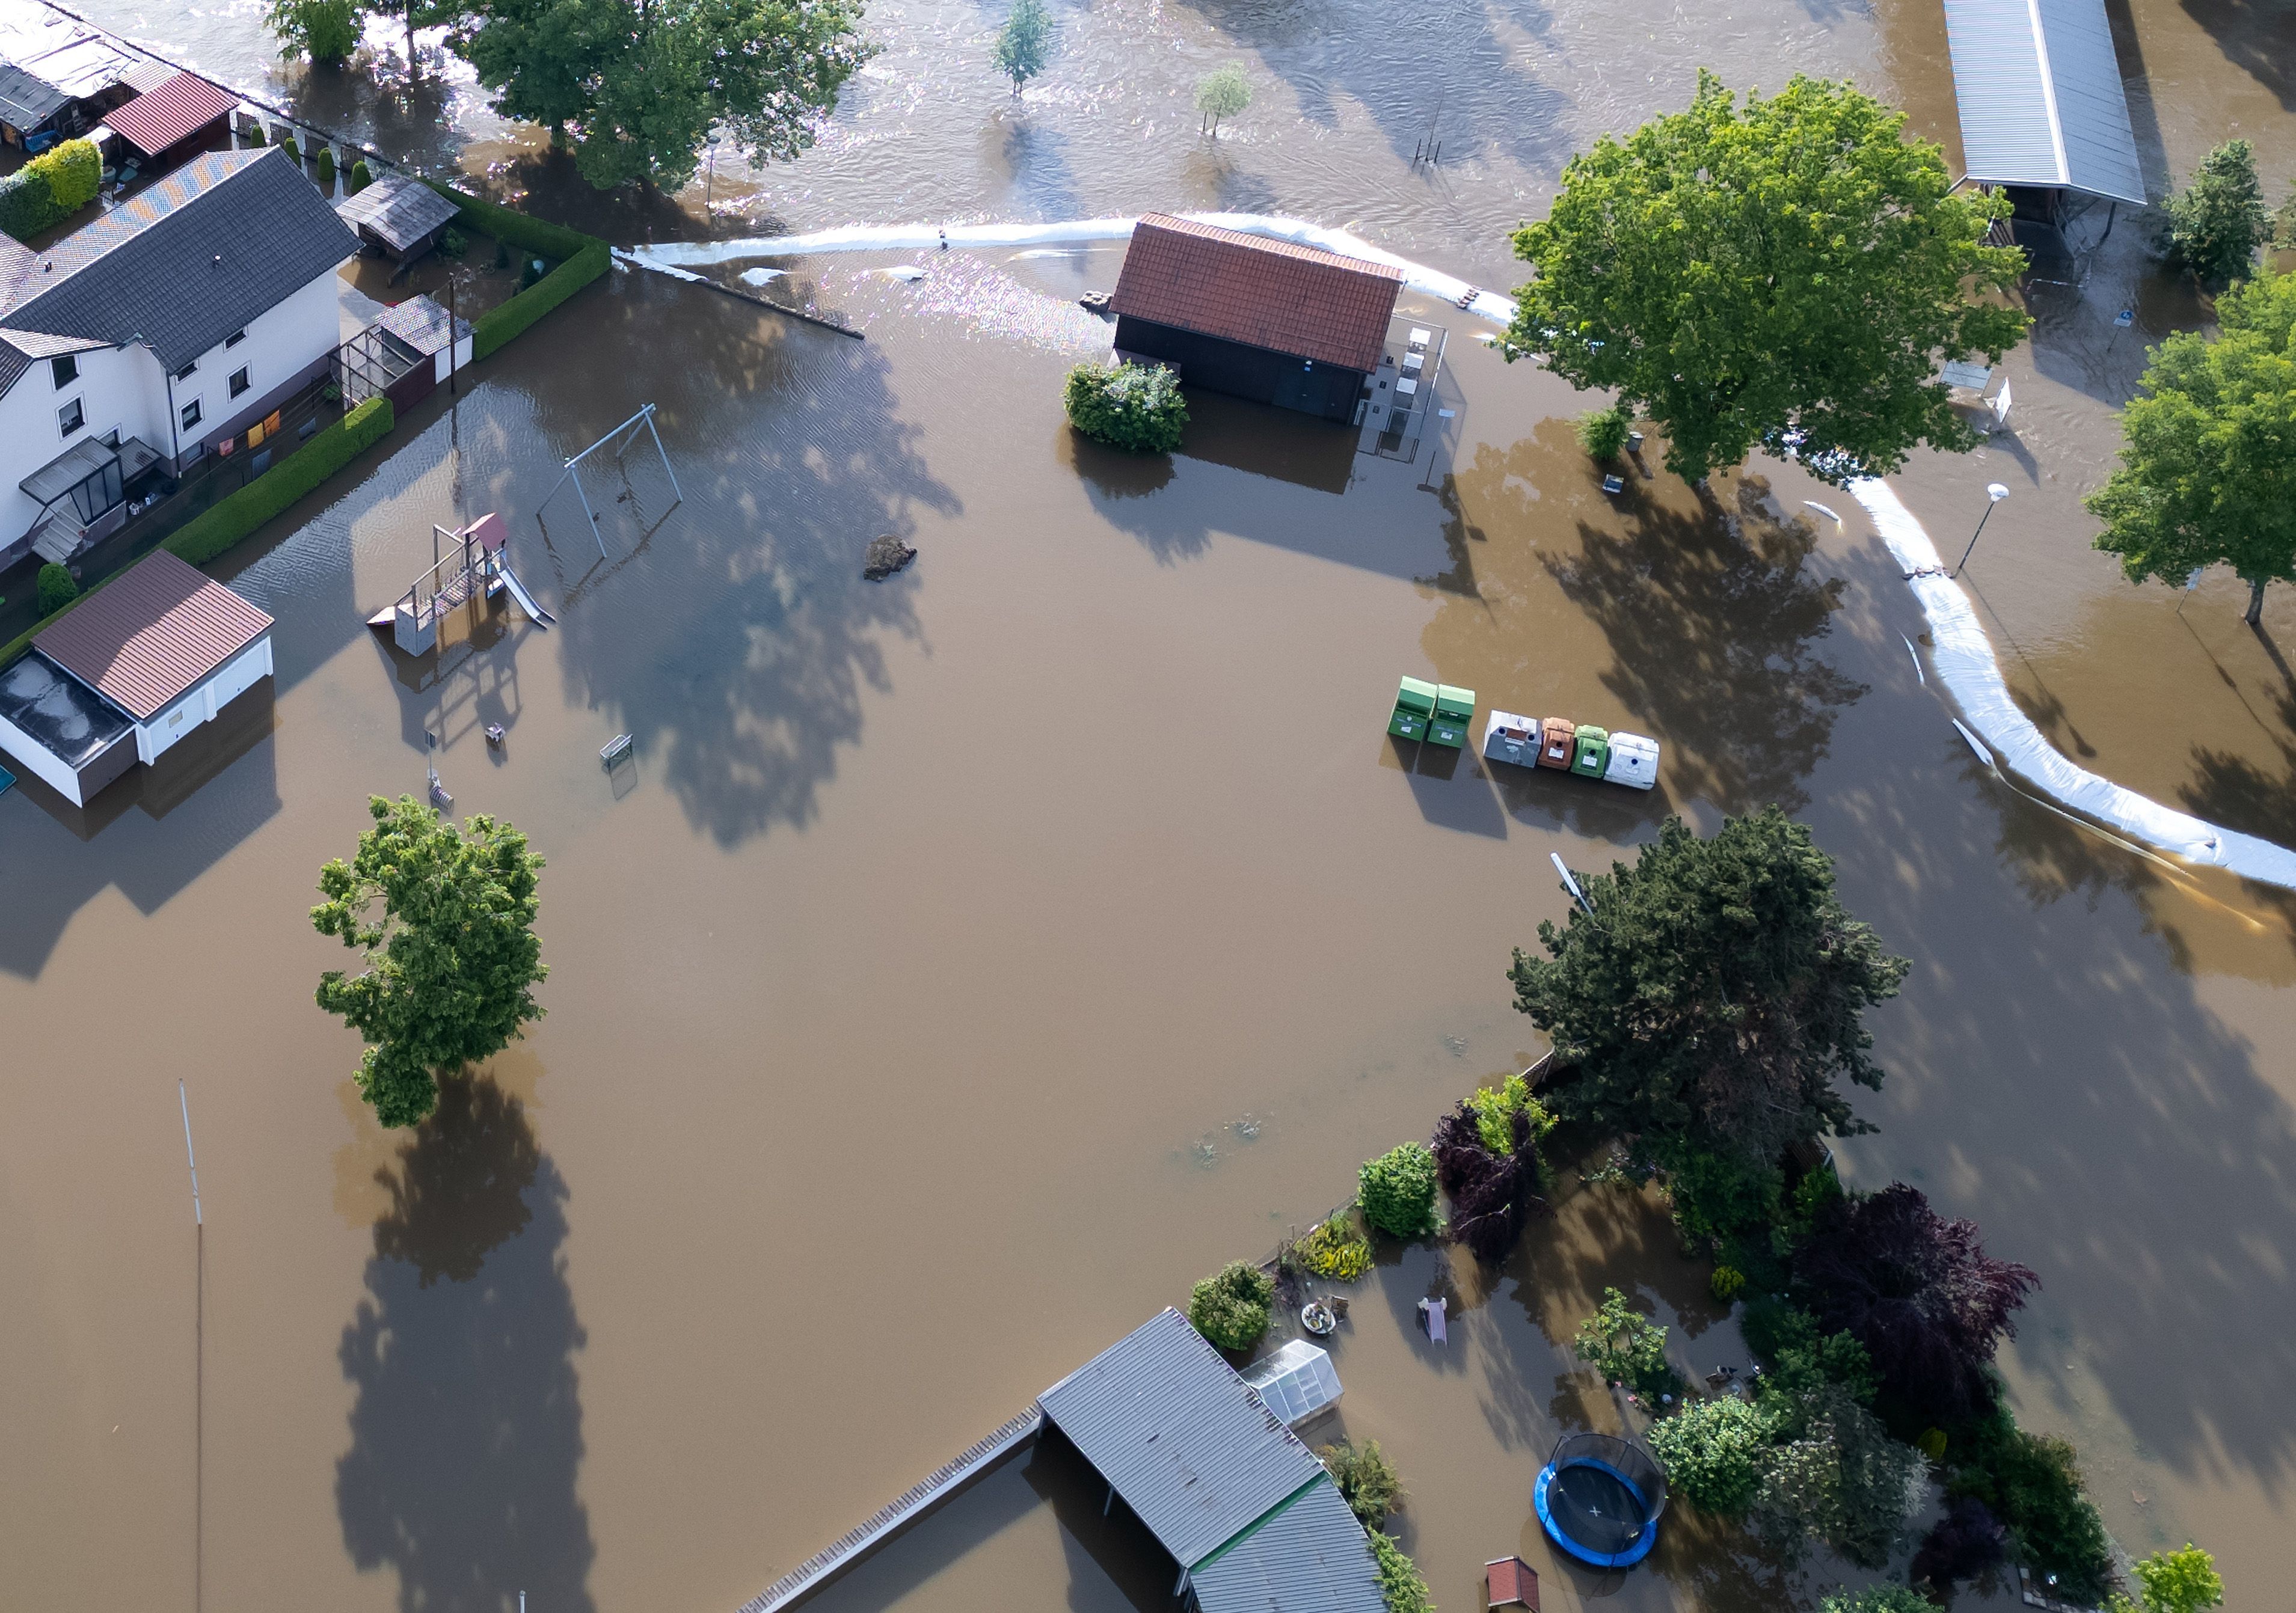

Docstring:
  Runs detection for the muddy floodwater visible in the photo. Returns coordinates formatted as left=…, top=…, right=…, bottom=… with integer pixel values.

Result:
left=5, top=0, right=2296, bottom=1609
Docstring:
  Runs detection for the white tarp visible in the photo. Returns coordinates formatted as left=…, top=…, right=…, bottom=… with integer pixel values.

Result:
left=620, top=213, right=2296, bottom=892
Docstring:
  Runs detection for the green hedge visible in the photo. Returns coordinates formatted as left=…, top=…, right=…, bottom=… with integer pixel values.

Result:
left=0, top=138, right=101, bottom=240
left=164, top=396, right=394, bottom=566
left=423, top=180, right=610, bottom=360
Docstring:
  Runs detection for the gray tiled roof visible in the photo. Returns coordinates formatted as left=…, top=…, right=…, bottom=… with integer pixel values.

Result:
left=0, top=146, right=357, bottom=372
left=1037, top=1308, right=1327, bottom=1570
left=335, top=170, right=459, bottom=254
left=1189, top=1478, right=1385, bottom=1613
left=0, top=322, right=106, bottom=394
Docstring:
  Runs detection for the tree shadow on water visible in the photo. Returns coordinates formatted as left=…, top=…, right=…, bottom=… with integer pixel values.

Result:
left=510, top=269, right=962, bottom=848
left=336, top=1076, right=594, bottom=1613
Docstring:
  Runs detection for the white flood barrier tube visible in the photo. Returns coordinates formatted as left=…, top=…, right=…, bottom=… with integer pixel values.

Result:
left=623, top=211, right=2296, bottom=889
left=1849, top=477, right=2296, bottom=891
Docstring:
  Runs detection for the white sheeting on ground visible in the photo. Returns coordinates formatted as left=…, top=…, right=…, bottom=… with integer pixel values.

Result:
left=619, top=213, right=2296, bottom=890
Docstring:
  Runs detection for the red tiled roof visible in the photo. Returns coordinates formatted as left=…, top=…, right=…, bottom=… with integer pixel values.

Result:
left=37, top=549, right=271, bottom=721
left=1108, top=214, right=1403, bottom=374
left=105, top=72, right=235, bottom=158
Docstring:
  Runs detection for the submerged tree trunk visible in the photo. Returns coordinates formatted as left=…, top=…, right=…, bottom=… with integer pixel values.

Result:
left=406, top=1, right=420, bottom=79
left=2247, top=574, right=2267, bottom=626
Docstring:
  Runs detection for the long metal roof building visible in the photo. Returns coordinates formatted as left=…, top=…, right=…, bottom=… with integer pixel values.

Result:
left=1037, top=1308, right=1383, bottom=1613
left=1942, top=0, right=2146, bottom=204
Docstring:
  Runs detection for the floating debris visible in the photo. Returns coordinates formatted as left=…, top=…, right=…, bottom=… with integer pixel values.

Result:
left=600, top=733, right=635, bottom=769
left=1229, top=1114, right=1262, bottom=1141
left=862, top=534, right=917, bottom=580
left=738, top=267, right=784, bottom=286
left=485, top=723, right=505, bottom=745
left=882, top=264, right=927, bottom=282
left=1078, top=289, right=1111, bottom=314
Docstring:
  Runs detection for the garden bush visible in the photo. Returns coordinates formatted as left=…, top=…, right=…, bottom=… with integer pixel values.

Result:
left=1576, top=404, right=1631, bottom=459
left=1063, top=360, right=1188, bottom=453
left=1911, top=1496, right=2008, bottom=1594
left=1188, top=1260, right=1273, bottom=1351
left=1574, top=1286, right=1678, bottom=1398
left=1946, top=1406, right=2114, bottom=1604
left=0, top=138, right=101, bottom=240
left=1463, top=1070, right=1555, bottom=1157
left=164, top=397, right=394, bottom=567
left=281, top=133, right=301, bottom=165
left=1358, top=1142, right=1440, bottom=1238
left=440, top=227, right=468, bottom=260
left=2116, top=1544, right=2222, bottom=1613
left=1754, top=1383, right=1927, bottom=1567
left=36, top=563, right=78, bottom=616
left=1647, top=1395, right=1767, bottom=1517
left=1368, top=1532, right=1432, bottom=1613
left=348, top=156, right=371, bottom=193
left=1297, top=1212, right=1372, bottom=1281
left=1819, top=1588, right=1934, bottom=1613
left=1319, top=1438, right=1403, bottom=1525
left=244, top=122, right=266, bottom=145
left=1710, top=1264, right=1747, bottom=1302
left=1431, top=1101, right=1539, bottom=1263
left=315, top=145, right=336, bottom=184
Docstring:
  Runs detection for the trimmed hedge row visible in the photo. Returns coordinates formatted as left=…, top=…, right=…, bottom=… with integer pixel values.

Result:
left=165, top=396, right=394, bottom=565
left=0, top=138, right=101, bottom=240
left=422, top=180, right=610, bottom=360
left=0, top=397, right=397, bottom=672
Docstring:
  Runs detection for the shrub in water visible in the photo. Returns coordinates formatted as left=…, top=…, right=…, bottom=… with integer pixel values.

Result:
left=1358, top=1141, right=1440, bottom=1238
left=2121, top=1544, right=2223, bottom=1613
left=0, top=138, right=101, bottom=240
left=245, top=122, right=266, bottom=145
left=1063, top=360, right=1188, bottom=453
left=315, top=145, right=336, bottom=183
left=1431, top=1103, right=1539, bottom=1263
left=519, top=256, right=547, bottom=289
left=1947, top=1406, right=2114, bottom=1604
left=1463, top=1070, right=1555, bottom=1156
left=1577, top=404, right=1631, bottom=459
left=1297, top=1212, right=1372, bottom=1281
left=281, top=133, right=301, bottom=165
left=1647, top=1395, right=1766, bottom=1517
left=348, top=156, right=371, bottom=193
left=1574, top=1285, right=1678, bottom=1398
left=1369, top=1532, right=1432, bottom=1613
left=36, top=563, right=78, bottom=617
left=1188, top=1260, right=1273, bottom=1350
left=1818, top=1588, right=1935, bottom=1613
left=1711, top=1264, right=1748, bottom=1302
left=440, top=227, right=469, bottom=260
left=1320, top=1438, right=1403, bottom=1525
left=1910, top=1495, right=2007, bottom=1594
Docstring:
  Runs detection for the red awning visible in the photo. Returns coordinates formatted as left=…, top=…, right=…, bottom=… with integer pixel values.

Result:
left=105, top=72, right=235, bottom=159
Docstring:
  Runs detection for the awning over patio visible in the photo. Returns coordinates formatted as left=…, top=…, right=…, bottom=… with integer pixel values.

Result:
left=1942, top=0, right=2146, bottom=204
left=104, top=71, right=235, bottom=159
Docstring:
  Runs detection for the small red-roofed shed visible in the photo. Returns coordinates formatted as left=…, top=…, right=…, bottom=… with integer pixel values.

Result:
left=1107, top=213, right=1402, bottom=423
left=105, top=72, right=234, bottom=163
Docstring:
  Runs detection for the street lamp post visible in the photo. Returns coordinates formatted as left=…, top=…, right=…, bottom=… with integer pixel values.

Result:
left=704, top=132, right=720, bottom=212
left=1953, top=483, right=2011, bottom=577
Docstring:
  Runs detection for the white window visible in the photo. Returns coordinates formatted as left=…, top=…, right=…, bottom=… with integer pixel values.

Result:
left=180, top=398, right=203, bottom=430
left=229, top=366, right=251, bottom=398
left=58, top=397, right=83, bottom=436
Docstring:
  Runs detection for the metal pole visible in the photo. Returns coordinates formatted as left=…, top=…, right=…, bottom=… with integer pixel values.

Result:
left=447, top=277, right=458, bottom=398
left=643, top=406, right=683, bottom=504
left=1953, top=505, right=1994, bottom=575
left=179, top=1080, right=202, bottom=1613
left=572, top=467, right=606, bottom=559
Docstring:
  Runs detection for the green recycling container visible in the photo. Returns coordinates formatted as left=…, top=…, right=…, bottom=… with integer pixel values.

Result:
left=1571, top=724, right=1610, bottom=777
left=1428, top=684, right=1476, bottom=748
left=1389, top=676, right=1437, bottom=741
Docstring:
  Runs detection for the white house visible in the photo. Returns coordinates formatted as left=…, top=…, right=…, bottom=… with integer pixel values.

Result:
left=0, top=546, right=272, bottom=804
left=0, top=144, right=358, bottom=571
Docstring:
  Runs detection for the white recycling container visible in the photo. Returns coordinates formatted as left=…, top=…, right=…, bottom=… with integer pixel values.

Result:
left=1603, top=732, right=1660, bottom=789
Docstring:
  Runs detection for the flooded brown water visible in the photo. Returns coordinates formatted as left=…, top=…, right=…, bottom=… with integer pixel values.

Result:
left=5, top=0, right=2296, bottom=1609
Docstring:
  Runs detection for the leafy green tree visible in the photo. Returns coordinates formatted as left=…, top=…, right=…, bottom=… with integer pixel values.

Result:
left=1819, top=1587, right=1934, bottom=1613
left=2163, top=140, right=2272, bottom=289
left=312, top=796, right=548, bottom=1128
left=991, top=0, right=1052, bottom=96
left=1368, top=1532, right=1433, bottom=1613
left=456, top=0, right=871, bottom=190
left=1320, top=1438, right=1404, bottom=1525
left=1196, top=62, right=1250, bottom=136
left=1358, top=1140, right=1440, bottom=1237
left=1463, top=1070, right=1555, bottom=1157
left=1188, top=1260, right=1273, bottom=1350
left=1574, top=1285, right=1678, bottom=1397
left=35, top=563, right=76, bottom=616
left=1755, top=1383, right=1927, bottom=1567
left=2087, top=268, right=2296, bottom=625
left=1512, top=809, right=1908, bottom=1181
left=1065, top=360, right=1188, bottom=451
left=1506, top=71, right=2027, bottom=485
left=266, top=0, right=363, bottom=63
left=1647, top=1395, right=1767, bottom=1516
left=2114, top=1545, right=2223, bottom=1613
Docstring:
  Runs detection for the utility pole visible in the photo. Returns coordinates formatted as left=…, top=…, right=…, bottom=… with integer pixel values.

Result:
left=447, top=277, right=458, bottom=397
left=1952, top=483, right=2011, bottom=576
left=178, top=1081, right=203, bottom=1613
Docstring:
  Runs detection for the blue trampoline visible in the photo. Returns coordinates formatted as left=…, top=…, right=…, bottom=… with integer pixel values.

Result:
left=1534, top=1432, right=1668, bottom=1569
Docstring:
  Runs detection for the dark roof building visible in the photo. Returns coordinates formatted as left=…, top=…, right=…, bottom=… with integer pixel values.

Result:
left=1106, top=215, right=1404, bottom=422
left=1036, top=1309, right=1383, bottom=1613
left=37, top=548, right=272, bottom=721
left=0, top=61, right=70, bottom=137
left=335, top=171, right=462, bottom=263
left=0, top=146, right=357, bottom=372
